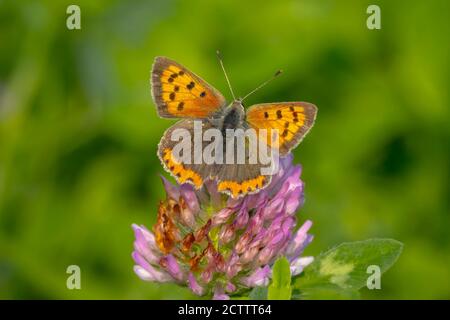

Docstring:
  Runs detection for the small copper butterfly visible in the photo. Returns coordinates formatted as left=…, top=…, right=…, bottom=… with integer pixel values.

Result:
left=151, top=54, right=317, bottom=198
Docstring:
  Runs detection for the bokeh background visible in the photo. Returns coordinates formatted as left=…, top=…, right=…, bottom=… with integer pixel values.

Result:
left=0, top=0, right=449, bottom=299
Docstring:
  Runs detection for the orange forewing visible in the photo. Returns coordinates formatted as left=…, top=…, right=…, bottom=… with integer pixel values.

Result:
left=151, top=57, right=226, bottom=119
left=246, top=102, right=317, bottom=155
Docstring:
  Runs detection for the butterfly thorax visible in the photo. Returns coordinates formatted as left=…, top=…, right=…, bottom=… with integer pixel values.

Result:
left=220, top=101, right=245, bottom=133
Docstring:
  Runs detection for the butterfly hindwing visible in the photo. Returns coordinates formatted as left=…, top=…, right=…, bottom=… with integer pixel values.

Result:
left=151, top=57, right=226, bottom=119
left=158, top=118, right=272, bottom=198
left=246, top=102, right=317, bottom=156
left=216, top=128, right=272, bottom=198
left=216, top=163, right=272, bottom=198
left=158, top=119, right=219, bottom=189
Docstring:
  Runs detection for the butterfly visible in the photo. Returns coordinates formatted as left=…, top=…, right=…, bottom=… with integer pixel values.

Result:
left=151, top=55, right=317, bottom=198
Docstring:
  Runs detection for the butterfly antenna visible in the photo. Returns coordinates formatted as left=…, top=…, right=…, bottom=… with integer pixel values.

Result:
left=216, top=50, right=236, bottom=100
left=241, top=70, right=283, bottom=102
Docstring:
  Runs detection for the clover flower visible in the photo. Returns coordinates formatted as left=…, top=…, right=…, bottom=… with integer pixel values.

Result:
left=132, top=154, right=314, bottom=299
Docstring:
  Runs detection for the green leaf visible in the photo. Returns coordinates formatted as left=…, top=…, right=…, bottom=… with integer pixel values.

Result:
left=293, top=284, right=361, bottom=300
left=293, top=238, right=403, bottom=299
left=248, top=286, right=268, bottom=300
left=268, top=257, right=292, bottom=300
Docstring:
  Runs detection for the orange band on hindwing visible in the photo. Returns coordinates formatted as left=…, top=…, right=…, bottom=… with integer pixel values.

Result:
left=217, top=175, right=268, bottom=198
left=162, top=148, right=203, bottom=188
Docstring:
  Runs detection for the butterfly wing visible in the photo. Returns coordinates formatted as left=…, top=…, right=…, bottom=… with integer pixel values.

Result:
left=159, top=119, right=272, bottom=198
left=246, top=102, right=317, bottom=156
left=216, top=163, right=272, bottom=198
left=158, top=119, right=219, bottom=189
left=151, top=57, right=226, bottom=119
left=215, top=128, right=272, bottom=198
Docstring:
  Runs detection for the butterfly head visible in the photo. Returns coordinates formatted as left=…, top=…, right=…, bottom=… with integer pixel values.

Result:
left=231, top=99, right=244, bottom=110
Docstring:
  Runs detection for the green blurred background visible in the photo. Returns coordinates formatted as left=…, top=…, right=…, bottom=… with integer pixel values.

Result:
left=0, top=0, right=449, bottom=299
